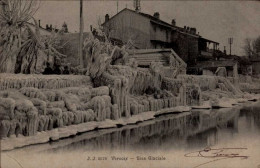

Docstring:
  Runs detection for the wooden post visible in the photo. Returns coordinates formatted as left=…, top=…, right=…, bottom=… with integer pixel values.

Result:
left=79, top=0, right=84, bottom=68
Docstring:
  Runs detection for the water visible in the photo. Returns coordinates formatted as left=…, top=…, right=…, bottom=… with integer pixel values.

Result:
left=2, top=101, right=260, bottom=168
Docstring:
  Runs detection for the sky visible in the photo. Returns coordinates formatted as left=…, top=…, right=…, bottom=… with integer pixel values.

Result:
left=34, top=0, right=260, bottom=56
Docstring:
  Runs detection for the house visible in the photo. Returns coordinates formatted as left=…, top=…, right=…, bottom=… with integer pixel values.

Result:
left=102, top=8, right=219, bottom=66
left=25, top=21, right=53, bottom=36
left=250, top=55, right=260, bottom=76
left=191, top=59, right=238, bottom=78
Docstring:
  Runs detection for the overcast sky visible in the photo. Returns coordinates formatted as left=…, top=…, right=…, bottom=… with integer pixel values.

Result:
left=35, top=0, right=260, bottom=56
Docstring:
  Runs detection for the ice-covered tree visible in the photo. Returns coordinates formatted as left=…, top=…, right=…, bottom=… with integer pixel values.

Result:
left=0, top=0, right=40, bottom=72
left=243, top=36, right=260, bottom=57
left=0, top=0, right=66, bottom=74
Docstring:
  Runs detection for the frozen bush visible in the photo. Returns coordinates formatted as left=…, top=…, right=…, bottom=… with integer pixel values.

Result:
left=91, top=86, right=109, bottom=97
left=20, top=87, right=47, bottom=101
left=83, top=109, right=96, bottom=122
left=0, top=97, right=15, bottom=120
left=43, top=90, right=56, bottom=102
left=31, top=98, right=47, bottom=115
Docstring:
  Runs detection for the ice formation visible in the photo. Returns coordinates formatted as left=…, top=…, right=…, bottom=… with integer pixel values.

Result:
left=1, top=34, right=244, bottom=139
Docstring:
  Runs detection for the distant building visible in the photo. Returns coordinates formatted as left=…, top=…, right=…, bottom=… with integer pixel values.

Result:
left=26, top=20, right=69, bottom=35
left=61, top=22, right=69, bottom=33
left=102, top=8, right=219, bottom=65
left=250, top=55, right=260, bottom=75
left=25, top=21, right=52, bottom=36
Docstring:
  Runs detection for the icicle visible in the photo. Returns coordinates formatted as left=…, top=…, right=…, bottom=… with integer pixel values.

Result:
left=111, top=104, right=119, bottom=120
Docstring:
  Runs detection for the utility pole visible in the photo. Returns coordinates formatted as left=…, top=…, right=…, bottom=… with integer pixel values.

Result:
left=79, top=0, right=84, bottom=68
left=228, top=37, right=233, bottom=56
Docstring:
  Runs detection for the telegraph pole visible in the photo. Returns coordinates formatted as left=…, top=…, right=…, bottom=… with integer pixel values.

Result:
left=79, top=0, right=84, bottom=68
left=228, top=37, right=233, bottom=56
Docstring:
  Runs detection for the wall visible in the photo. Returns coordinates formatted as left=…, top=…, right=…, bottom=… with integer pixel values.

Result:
left=104, top=10, right=151, bottom=49
left=150, top=23, right=170, bottom=43
left=203, top=69, right=214, bottom=76
left=187, top=35, right=199, bottom=64
left=172, top=32, right=189, bottom=62
left=252, top=61, right=260, bottom=75
left=171, top=31, right=199, bottom=64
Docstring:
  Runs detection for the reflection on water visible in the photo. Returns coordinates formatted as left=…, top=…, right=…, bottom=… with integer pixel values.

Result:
left=39, top=102, right=260, bottom=153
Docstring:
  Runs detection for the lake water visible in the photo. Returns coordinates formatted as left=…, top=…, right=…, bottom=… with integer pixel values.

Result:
left=2, top=101, right=260, bottom=168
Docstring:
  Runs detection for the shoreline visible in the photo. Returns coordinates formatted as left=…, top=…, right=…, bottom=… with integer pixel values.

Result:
left=1, top=97, right=259, bottom=152
left=1, top=106, right=190, bottom=151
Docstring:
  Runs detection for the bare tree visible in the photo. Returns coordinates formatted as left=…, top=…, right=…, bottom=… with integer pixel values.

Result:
left=253, top=36, right=260, bottom=55
left=243, top=36, right=260, bottom=57
left=243, top=38, right=253, bottom=57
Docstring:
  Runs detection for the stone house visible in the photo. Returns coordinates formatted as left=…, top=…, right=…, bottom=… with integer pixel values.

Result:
left=102, top=8, right=219, bottom=66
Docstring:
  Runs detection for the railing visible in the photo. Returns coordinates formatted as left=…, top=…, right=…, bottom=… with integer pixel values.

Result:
left=168, top=49, right=187, bottom=77
left=127, top=49, right=187, bottom=77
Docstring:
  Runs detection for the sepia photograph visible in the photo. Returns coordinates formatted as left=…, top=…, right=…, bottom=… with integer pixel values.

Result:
left=0, top=0, right=260, bottom=167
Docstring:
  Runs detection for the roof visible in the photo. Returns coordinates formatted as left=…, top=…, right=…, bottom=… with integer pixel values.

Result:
left=103, top=8, right=200, bottom=38
left=199, top=37, right=219, bottom=45
left=25, top=22, right=53, bottom=34
left=194, top=60, right=237, bottom=68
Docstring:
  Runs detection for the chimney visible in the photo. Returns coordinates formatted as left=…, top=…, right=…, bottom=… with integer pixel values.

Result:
left=171, top=19, right=176, bottom=26
left=153, top=12, right=160, bottom=19
left=190, top=28, right=194, bottom=34
left=190, top=28, right=197, bottom=34
left=46, top=24, right=49, bottom=30
left=50, top=24, right=53, bottom=30
left=105, top=14, right=110, bottom=22
left=90, top=25, right=93, bottom=32
left=38, top=20, right=41, bottom=27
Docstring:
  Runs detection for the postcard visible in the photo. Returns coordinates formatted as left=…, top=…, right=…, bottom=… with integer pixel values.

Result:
left=0, top=0, right=260, bottom=168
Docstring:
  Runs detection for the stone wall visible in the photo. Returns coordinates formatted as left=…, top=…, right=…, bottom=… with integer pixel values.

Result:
left=0, top=69, right=192, bottom=138
left=0, top=75, right=112, bottom=138
left=95, top=65, right=188, bottom=118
